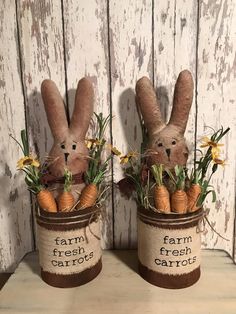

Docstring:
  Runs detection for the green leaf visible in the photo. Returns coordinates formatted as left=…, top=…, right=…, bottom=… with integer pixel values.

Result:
left=212, top=163, right=218, bottom=173
left=210, top=189, right=217, bottom=202
left=21, top=129, right=29, bottom=156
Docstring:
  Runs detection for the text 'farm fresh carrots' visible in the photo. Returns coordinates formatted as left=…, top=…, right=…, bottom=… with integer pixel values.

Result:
left=151, top=164, right=170, bottom=213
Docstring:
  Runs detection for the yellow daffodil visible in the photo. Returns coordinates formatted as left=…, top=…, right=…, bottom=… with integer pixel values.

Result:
left=107, top=144, right=121, bottom=156
left=127, top=151, right=139, bottom=159
left=120, top=151, right=139, bottom=164
left=17, top=156, right=40, bottom=169
left=85, top=138, right=102, bottom=149
left=120, top=155, right=130, bottom=164
left=213, top=158, right=226, bottom=167
left=200, top=136, right=224, bottom=149
left=200, top=136, right=224, bottom=160
left=85, top=139, right=93, bottom=149
left=211, top=148, right=220, bottom=160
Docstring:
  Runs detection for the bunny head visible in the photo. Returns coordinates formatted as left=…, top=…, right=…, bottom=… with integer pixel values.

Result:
left=136, top=70, right=193, bottom=169
left=41, top=78, right=94, bottom=177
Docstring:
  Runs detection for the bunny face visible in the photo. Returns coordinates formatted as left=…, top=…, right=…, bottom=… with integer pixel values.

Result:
left=41, top=78, right=93, bottom=178
left=148, top=126, right=189, bottom=168
left=136, top=70, right=193, bottom=169
left=48, top=134, right=89, bottom=177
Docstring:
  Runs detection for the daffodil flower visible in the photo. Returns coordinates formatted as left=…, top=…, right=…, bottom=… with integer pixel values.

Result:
left=127, top=151, right=139, bottom=159
left=213, top=158, right=226, bottom=167
left=85, top=138, right=102, bottom=149
left=200, top=136, right=224, bottom=149
left=119, top=151, right=139, bottom=164
left=17, top=156, right=40, bottom=169
left=107, top=144, right=121, bottom=156
left=200, top=136, right=224, bottom=160
left=211, top=148, right=220, bottom=160
left=120, top=155, right=130, bottom=164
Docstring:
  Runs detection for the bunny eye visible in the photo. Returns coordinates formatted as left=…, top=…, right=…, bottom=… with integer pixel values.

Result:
left=61, top=144, right=65, bottom=149
left=72, top=144, right=77, bottom=150
left=172, top=140, right=176, bottom=145
left=157, top=143, right=163, bottom=147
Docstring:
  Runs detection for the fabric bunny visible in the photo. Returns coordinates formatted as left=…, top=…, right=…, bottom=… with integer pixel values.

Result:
left=136, top=70, right=193, bottom=169
left=41, top=78, right=93, bottom=198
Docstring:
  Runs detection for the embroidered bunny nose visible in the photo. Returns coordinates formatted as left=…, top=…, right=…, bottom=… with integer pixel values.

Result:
left=64, top=153, right=70, bottom=164
left=166, top=148, right=171, bottom=159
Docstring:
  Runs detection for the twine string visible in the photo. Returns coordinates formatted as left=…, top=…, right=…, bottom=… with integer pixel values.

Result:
left=197, top=208, right=229, bottom=242
left=138, top=208, right=229, bottom=242
left=84, top=205, right=108, bottom=242
left=138, top=211, right=203, bottom=226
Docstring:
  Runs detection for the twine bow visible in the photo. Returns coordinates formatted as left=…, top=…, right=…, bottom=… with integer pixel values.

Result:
left=197, top=208, right=229, bottom=242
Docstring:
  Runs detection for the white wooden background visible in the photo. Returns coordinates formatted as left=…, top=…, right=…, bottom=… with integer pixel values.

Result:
left=0, top=0, right=235, bottom=272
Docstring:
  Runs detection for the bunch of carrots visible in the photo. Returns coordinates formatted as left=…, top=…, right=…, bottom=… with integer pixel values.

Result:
left=123, top=126, right=229, bottom=215
left=151, top=165, right=201, bottom=214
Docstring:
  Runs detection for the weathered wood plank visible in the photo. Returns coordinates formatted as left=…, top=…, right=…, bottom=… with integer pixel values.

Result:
left=109, top=0, right=153, bottom=248
left=17, top=0, right=66, bottom=158
left=153, top=0, right=198, bottom=167
left=0, top=0, right=33, bottom=271
left=63, top=0, right=112, bottom=249
left=16, top=0, right=66, bottom=249
left=197, top=0, right=236, bottom=257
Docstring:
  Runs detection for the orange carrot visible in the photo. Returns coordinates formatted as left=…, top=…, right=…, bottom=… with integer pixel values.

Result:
left=37, top=189, right=57, bottom=213
left=187, top=184, right=201, bottom=212
left=171, top=190, right=188, bottom=214
left=151, top=164, right=170, bottom=213
left=58, top=169, right=75, bottom=212
left=153, top=185, right=171, bottom=213
left=58, top=192, right=75, bottom=212
left=166, top=166, right=188, bottom=213
left=77, top=183, right=98, bottom=209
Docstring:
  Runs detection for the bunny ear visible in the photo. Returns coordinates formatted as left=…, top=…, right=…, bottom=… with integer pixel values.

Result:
left=168, top=70, right=194, bottom=134
left=70, top=78, right=94, bottom=139
left=136, top=77, right=165, bottom=137
left=41, top=79, right=68, bottom=141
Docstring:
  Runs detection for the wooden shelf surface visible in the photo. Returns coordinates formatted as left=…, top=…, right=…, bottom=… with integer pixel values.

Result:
left=0, top=250, right=236, bottom=314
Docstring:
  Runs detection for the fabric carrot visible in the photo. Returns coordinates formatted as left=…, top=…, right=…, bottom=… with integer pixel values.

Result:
left=58, top=169, right=75, bottom=212
left=37, top=189, right=57, bottom=213
left=171, top=190, right=188, bottom=214
left=151, top=164, right=170, bottom=213
left=167, top=166, right=188, bottom=214
left=76, top=113, right=111, bottom=210
left=187, top=170, right=201, bottom=212
left=187, top=184, right=201, bottom=212
left=77, top=183, right=98, bottom=210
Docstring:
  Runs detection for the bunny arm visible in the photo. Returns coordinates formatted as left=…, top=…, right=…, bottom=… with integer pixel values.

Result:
left=41, top=79, right=69, bottom=141
left=168, top=70, right=194, bottom=134
left=136, top=76, right=165, bottom=138
left=69, top=77, right=94, bottom=140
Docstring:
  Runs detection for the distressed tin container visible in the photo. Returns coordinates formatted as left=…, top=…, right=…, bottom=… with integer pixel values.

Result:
left=36, top=207, right=102, bottom=288
left=137, top=207, right=203, bottom=289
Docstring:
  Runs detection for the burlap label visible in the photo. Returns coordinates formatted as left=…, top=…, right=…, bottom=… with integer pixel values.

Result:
left=138, top=219, right=201, bottom=275
left=37, top=221, right=101, bottom=275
